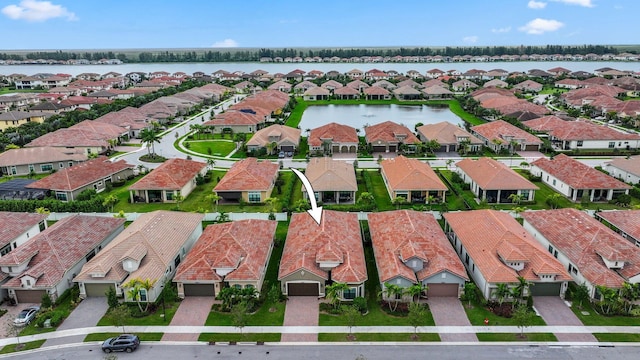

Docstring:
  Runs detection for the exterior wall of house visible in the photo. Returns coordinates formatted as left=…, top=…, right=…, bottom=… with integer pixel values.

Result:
left=563, top=139, right=640, bottom=150
left=448, top=231, right=491, bottom=300
left=421, top=271, right=466, bottom=290
left=0, top=222, right=46, bottom=257
left=2, top=160, right=82, bottom=176
left=530, top=166, right=573, bottom=198
left=0, top=116, right=45, bottom=131
left=605, top=165, right=640, bottom=185
left=522, top=220, right=600, bottom=299
left=280, top=270, right=326, bottom=296
left=240, top=188, right=273, bottom=203
left=379, top=276, right=414, bottom=301
left=213, top=124, right=256, bottom=134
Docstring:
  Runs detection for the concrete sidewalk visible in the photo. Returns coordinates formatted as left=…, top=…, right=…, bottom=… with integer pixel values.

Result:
left=2, top=325, right=640, bottom=347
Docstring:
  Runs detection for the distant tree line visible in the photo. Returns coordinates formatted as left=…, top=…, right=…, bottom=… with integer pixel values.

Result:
left=0, top=45, right=625, bottom=63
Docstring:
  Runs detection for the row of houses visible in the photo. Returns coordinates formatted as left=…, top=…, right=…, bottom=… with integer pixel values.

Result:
left=3, top=206, right=640, bottom=306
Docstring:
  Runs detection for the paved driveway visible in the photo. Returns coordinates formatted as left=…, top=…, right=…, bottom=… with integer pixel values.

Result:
left=162, top=297, right=215, bottom=342
left=0, top=302, right=39, bottom=337
left=281, top=296, right=318, bottom=342
left=44, top=297, right=109, bottom=347
left=427, top=297, right=478, bottom=342
left=533, top=296, right=597, bottom=342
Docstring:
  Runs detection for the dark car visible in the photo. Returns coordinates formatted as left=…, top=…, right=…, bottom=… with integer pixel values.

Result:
left=13, top=306, right=40, bottom=326
left=101, top=334, right=140, bottom=353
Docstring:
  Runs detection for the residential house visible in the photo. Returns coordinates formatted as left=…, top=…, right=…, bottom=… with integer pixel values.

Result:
left=596, top=210, right=640, bottom=247
left=0, top=147, right=87, bottom=176
left=531, top=154, right=631, bottom=202
left=364, top=121, right=420, bottom=153
left=0, top=212, right=47, bottom=258
left=416, top=121, right=483, bottom=153
left=0, top=111, right=50, bottom=131
left=308, top=122, right=358, bottom=155
left=443, top=210, right=571, bottom=300
left=369, top=210, right=468, bottom=299
left=74, top=211, right=204, bottom=302
left=174, top=219, right=277, bottom=297
left=483, top=79, right=509, bottom=88
left=320, top=80, right=343, bottom=92
left=471, top=120, right=542, bottom=152
left=521, top=208, right=640, bottom=300
left=451, top=79, right=478, bottom=92
left=129, top=158, right=207, bottom=203
left=214, top=158, right=279, bottom=203
left=0, top=215, right=125, bottom=304
left=304, top=157, right=357, bottom=204
left=513, top=80, right=543, bottom=93
left=422, top=86, right=453, bottom=100
left=26, top=158, right=133, bottom=202
left=456, top=157, right=538, bottom=203
left=523, top=116, right=640, bottom=150
left=267, top=80, right=292, bottom=93
left=393, top=85, right=422, bottom=100
left=333, top=86, right=360, bottom=100
left=246, top=124, right=301, bottom=155
left=363, top=86, right=391, bottom=100
left=605, top=156, right=640, bottom=185
left=303, top=87, right=330, bottom=101
left=278, top=211, right=367, bottom=299
left=380, top=155, right=447, bottom=204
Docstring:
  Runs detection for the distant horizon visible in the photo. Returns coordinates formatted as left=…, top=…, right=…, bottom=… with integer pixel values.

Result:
left=2, top=0, right=640, bottom=49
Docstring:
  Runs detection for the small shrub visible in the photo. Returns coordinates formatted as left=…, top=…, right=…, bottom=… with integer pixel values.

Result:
left=106, top=286, right=119, bottom=309
left=41, top=293, right=53, bottom=309
left=352, top=296, right=368, bottom=314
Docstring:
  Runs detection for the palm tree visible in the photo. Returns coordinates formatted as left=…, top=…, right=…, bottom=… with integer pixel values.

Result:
left=495, top=283, right=510, bottom=306
left=102, top=194, right=118, bottom=212
left=140, top=127, right=162, bottom=157
left=326, top=282, right=349, bottom=310
left=264, top=197, right=279, bottom=213
left=123, top=278, right=156, bottom=313
left=512, top=276, right=530, bottom=304
left=205, top=193, right=220, bottom=212
left=206, top=158, right=216, bottom=170
left=35, top=207, right=50, bottom=215
left=174, top=194, right=185, bottom=210
left=406, top=284, right=425, bottom=303
left=545, top=193, right=563, bottom=209
left=508, top=193, right=524, bottom=204
left=379, top=283, right=403, bottom=312
left=266, top=141, right=278, bottom=156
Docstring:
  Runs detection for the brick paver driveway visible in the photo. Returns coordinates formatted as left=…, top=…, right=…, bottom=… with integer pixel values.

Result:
left=44, top=297, right=109, bottom=347
left=162, top=297, right=216, bottom=342
left=281, top=296, right=318, bottom=342
left=533, top=296, right=597, bottom=342
left=427, top=297, right=478, bottom=342
left=0, top=302, right=39, bottom=338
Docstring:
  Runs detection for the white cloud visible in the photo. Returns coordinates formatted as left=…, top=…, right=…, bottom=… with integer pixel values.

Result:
left=550, top=0, right=594, bottom=7
left=518, top=18, right=565, bottom=34
left=463, top=36, right=478, bottom=44
left=491, top=26, right=512, bottom=33
left=211, top=39, right=239, bottom=48
left=528, top=1, right=547, bottom=9
left=1, top=0, right=76, bottom=22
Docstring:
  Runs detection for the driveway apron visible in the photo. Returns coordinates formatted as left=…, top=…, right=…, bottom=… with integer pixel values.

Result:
left=44, top=297, right=109, bottom=347
left=281, top=296, right=318, bottom=342
left=0, top=302, right=39, bottom=338
left=427, top=297, right=478, bottom=342
left=162, top=297, right=215, bottom=342
left=533, top=296, right=597, bottom=342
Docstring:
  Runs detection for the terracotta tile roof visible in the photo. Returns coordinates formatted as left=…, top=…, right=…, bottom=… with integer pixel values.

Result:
left=346, top=80, right=369, bottom=89
left=214, top=158, right=279, bottom=192
left=27, top=157, right=132, bottom=192
left=305, top=157, right=357, bottom=192
left=483, top=79, right=509, bottom=88
left=129, top=158, right=206, bottom=191
left=521, top=208, right=640, bottom=288
left=321, top=80, right=343, bottom=89
left=205, top=110, right=262, bottom=127
left=369, top=210, right=468, bottom=284
left=380, top=155, right=447, bottom=191
left=614, top=101, right=640, bottom=117
left=26, top=128, right=110, bottom=148
left=279, top=211, right=367, bottom=284
left=471, top=120, right=542, bottom=145
left=364, top=121, right=420, bottom=145
left=605, top=156, right=640, bottom=177
left=246, top=124, right=301, bottom=148
left=444, top=210, right=571, bottom=283
left=597, top=210, right=640, bottom=242
left=363, top=86, right=390, bottom=95
left=0, top=147, right=87, bottom=167
left=74, top=211, right=204, bottom=283
left=174, top=219, right=276, bottom=282
left=303, top=87, right=330, bottom=96
left=456, top=157, right=538, bottom=190
left=393, top=85, right=422, bottom=95
left=531, top=154, right=631, bottom=190
left=308, top=122, right=358, bottom=147
left=524, top=116, right=640, bottom=141
left=0, top=212, right=48, bottom=249
left=417, top=121, right=482, bottom=145
left=333, top=86, right=360, bottom=95
left=0, top=215, right=125, bottom=289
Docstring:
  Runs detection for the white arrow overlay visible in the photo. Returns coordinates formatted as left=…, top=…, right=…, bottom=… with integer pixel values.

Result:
left=291, top=168, right=323, bottom=225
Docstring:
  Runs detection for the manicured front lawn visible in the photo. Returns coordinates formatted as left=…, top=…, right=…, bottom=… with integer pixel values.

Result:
left=464, top=301, right=546, bottom=326
left=366, top=170, right=393, bottom=211
left=593, top=333, right=640, bottom=342
left=184, top=140, right=236, bottom=157
left=571, top=302, right=640, bottom=326
left=318, top=333, right=440, bottom=342
left=84, top=332, right=164, bottom=342
left=97, top=303, right=179, bottom=326
left=205, top=301, right=285, bottom=326
left=476, top=333, right=557, bottom=342
left=0, top=340, right=46, bottom=354
left=198, top=333, right=281, bottom=342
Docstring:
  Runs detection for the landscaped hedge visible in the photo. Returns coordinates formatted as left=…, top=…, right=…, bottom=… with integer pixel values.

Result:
left=361, top=170, right=374, bottom=193
left=630, top=187, right=640, bottom=200
left=0, top=197, right=107, bottom=213
left=279, top=172, right=298, bottom=210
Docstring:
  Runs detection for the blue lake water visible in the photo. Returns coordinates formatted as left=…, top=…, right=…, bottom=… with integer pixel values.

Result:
left=298, top=104, right=464, bottom=132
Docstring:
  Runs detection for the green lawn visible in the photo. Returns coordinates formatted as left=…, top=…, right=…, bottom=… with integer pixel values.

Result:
left=476, top=333, right=557, bottom=342
left=0, top=340, right=46, bottom=354
left=97, top=303, right=179, bottom=326
left=366, top=170, right=393, bottom=211
left=318, top=333, right=440, bottom=342
left=571, top=303, right=640, bottom=326
left=205, top=301, right=285, bottom=326
left=593, top=333, right=640, bottom=342
left=185, top=140, right=236, bottom=157
left=84, top=333, right=164, bottom=342
left=464, top=302, right=546, bottom=326
left=198, top=333, right=281, bottom=342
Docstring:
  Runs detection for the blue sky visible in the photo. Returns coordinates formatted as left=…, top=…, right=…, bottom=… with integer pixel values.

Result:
left=0, top=0, right=637, bottom=50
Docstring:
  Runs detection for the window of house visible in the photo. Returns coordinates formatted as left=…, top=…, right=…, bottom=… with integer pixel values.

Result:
left=465, top=253, right=469, bottom=265
left=26, top=279, right=31, bottom=286
left=248, top=192, right=261, bottom=203
left=56, top=192, right=68, bottom=201
left=343, top=287, right=357, bottom=300
left=576, top=140, right=583, bottom=147
left=520, top=190, right=530, bottom=200
left=174, top=255, right=181, bottom=268
left=139, top=288, right=147, bottom=302
left=165, top=191, right=174, bottom=201
left=41, top=164, right=53, bottom=172
left=246, top=284, right=254, bottom=289
left=0, top=244, right=12, bottom=256
left=552, top=179, right=556, bottom=186
left=553, top=250, right=558, bottom=258
left=28, top=165, right=34, bottom=173
left=609, top=142, right=615, bottom=148
left=548, top=245, right=553, bottom=253
left=234, top=284, right=242, bottom=289
left=59, top=162, right=64, bottom=168
left=68, top=162, right=74, bottom=167
left=10, top=166, right=17, bottom=175
left=472, top=264, right=475, bottom=273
